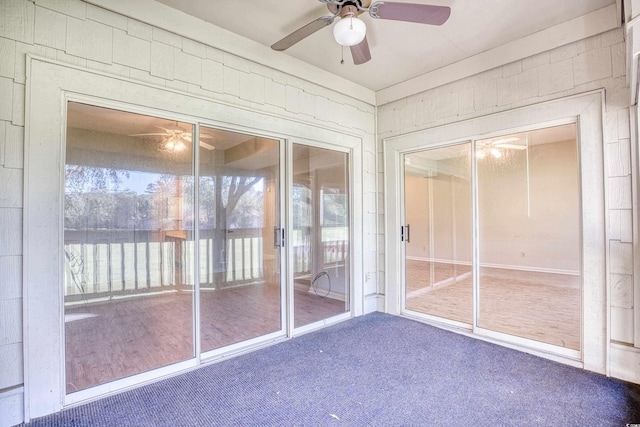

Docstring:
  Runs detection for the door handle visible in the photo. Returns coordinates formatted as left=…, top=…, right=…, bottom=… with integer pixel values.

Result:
left=274, top=227, right=285, bottom=247
left=273, top=227, right=281, bottom=247
left=401, top=224, right=411, bottom=242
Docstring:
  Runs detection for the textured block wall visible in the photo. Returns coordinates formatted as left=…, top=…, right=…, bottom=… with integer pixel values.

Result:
left=0, top=0, right=377, bottom=421
left=377, top=28, right=634, bottom=345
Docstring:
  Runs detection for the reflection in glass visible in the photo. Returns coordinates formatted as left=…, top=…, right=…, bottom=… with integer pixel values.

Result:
left=64, top=102, right=194, bottom=392
left=476, top=123, right=581, bottom=349
left=404, top=144, right=472, bottom=324
left=199, top=128, right=281, bottom=352
left=292, top=145, right=350, bottom=328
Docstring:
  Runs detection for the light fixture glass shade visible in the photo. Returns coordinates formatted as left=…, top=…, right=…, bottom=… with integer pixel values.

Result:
left=333, top=16, right=366, bottom=47
left=164, top=135, right=186, bottom=152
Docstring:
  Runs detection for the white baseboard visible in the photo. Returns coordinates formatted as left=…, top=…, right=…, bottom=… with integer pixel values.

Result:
left=364, top=294, right=379, bottom=314
left=405, top=256, right=579, bottom=276
left=0, top=387, right=24, bottom=427
left=406, top=256, right=471, bottom=265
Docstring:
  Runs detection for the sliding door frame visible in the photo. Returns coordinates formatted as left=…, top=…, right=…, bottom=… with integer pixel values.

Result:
left=23, top=55, right=363, bottom=420
left=399, top=141, right=474, bottom=332
left=384, top=90, right=607, bottom=372
left=287, top=138, right=357, bottom=337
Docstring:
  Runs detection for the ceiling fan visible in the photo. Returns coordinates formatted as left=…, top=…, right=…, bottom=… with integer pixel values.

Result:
left=271, top=0, right=451, bottom=65
left=130, top=125, right=216, bottom=152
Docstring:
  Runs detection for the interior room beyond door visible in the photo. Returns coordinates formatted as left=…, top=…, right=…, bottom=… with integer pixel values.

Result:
left=402, top=123, right=582, bottom=352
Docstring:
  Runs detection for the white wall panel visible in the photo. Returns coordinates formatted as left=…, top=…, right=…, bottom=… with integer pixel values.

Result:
left=0, top=299, right=21, bottom=346
left=182, top=38, right=205, bottom=58
left=126, top=18, right=152, bottom=41
left=65, top=16, right=112, bottom=63
left=86, top=3, right=127, bottom=30
left=34, top=6, right=67, bottom=50
left=611, top=273, right=634, bottom=308
left=610, top=343, right=640, bottom=383
left=611, top=307, right=634, bottom=342
left=0, top=343, right=22, bottom=387
left=0, top=121, right=5, bottom=166
left=0, top=38, right=15, bottom=79
left=37, top=0, right=86, bottom=20
left=0, top=209, right=21, bottom=257
left=0, top=0, right=34, bottom=44
left=11, top=82, right=24, bottom=126
left=538, top=59, right=575, bottom=95
left=0, top=387, right=24, bottom=427
left=0, top=78, right=13, bottom=121
left=0, top=168, right=22, bottom=208
left=201, top=59, right=223, bottom=94
left=113, top=28, right=151, bottom=71
left=173, top=49, right=202, bottom=85
left=0, top=256, right=22, bottom=301
left=573, top=47, right=613, bottom=85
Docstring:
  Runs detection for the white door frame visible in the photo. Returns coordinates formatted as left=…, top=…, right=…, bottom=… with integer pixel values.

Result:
left=384, top=90, right=607, bottom=373
left=23, top=55, right=363, bottom=420
left=286, top=138, right=357, bottom=337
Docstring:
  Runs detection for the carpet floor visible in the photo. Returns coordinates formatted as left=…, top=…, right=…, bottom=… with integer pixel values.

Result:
left=23, top=313, right=640, bottom=426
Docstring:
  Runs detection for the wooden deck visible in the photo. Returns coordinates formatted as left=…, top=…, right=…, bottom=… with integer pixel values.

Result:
left=65, top=282, right=345, bottom=393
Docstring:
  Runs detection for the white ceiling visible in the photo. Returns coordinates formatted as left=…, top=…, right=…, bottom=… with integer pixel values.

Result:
left=154, top=0, right=615, bottom=91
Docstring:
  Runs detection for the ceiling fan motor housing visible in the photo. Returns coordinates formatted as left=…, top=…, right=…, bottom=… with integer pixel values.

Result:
left=327, top=0, right=369, bottom=16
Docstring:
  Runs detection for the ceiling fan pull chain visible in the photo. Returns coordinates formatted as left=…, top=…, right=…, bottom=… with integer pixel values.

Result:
left=341, top=45, right=345, bottom=64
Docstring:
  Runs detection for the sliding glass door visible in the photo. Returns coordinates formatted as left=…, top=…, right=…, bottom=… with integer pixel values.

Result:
left=63, top=101, right=352, bottom=396
left=198, top=128, right=282, bottom=353
left=402, top=123, right=582, bottom=352
left=476, top=124, right=581, bottom=350
left=292, top=144, right=350, bottom=328
left=403, top=144, right=472, bottom=325
left=64, top=103, right=195, bottom=392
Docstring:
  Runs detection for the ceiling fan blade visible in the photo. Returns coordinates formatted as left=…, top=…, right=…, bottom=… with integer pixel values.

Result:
left=129, top=133, right=168, bottom=137
left=496, top=144, right=527, bottom=150
left=199, top=141, right=215, bottom=151
left=351, top=36, right=371, bottom=65
left=369, top=2, right=451, bottom=25
left=271, top=16, right=335, bottom=51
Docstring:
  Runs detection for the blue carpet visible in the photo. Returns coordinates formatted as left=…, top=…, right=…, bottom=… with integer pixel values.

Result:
left=23, top=313, right=640, bottom=426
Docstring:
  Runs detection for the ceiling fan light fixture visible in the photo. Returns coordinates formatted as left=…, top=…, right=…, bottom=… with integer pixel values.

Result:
left=333, top=16, right=366, bottom=47
left=164, top=135, right=186, bottom=152
left=490, top=148, right=502, bottom=158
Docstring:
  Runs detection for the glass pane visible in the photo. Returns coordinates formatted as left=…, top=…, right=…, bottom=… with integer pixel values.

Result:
left=292, top=145, right=350, bottom=328
left=404, top=144, right=473, bottom=324
left=64, top=102, right=194, bottom=393
left=199, top=128, right=281, bottom=352
left=476, top=124, right=581, bottom=350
